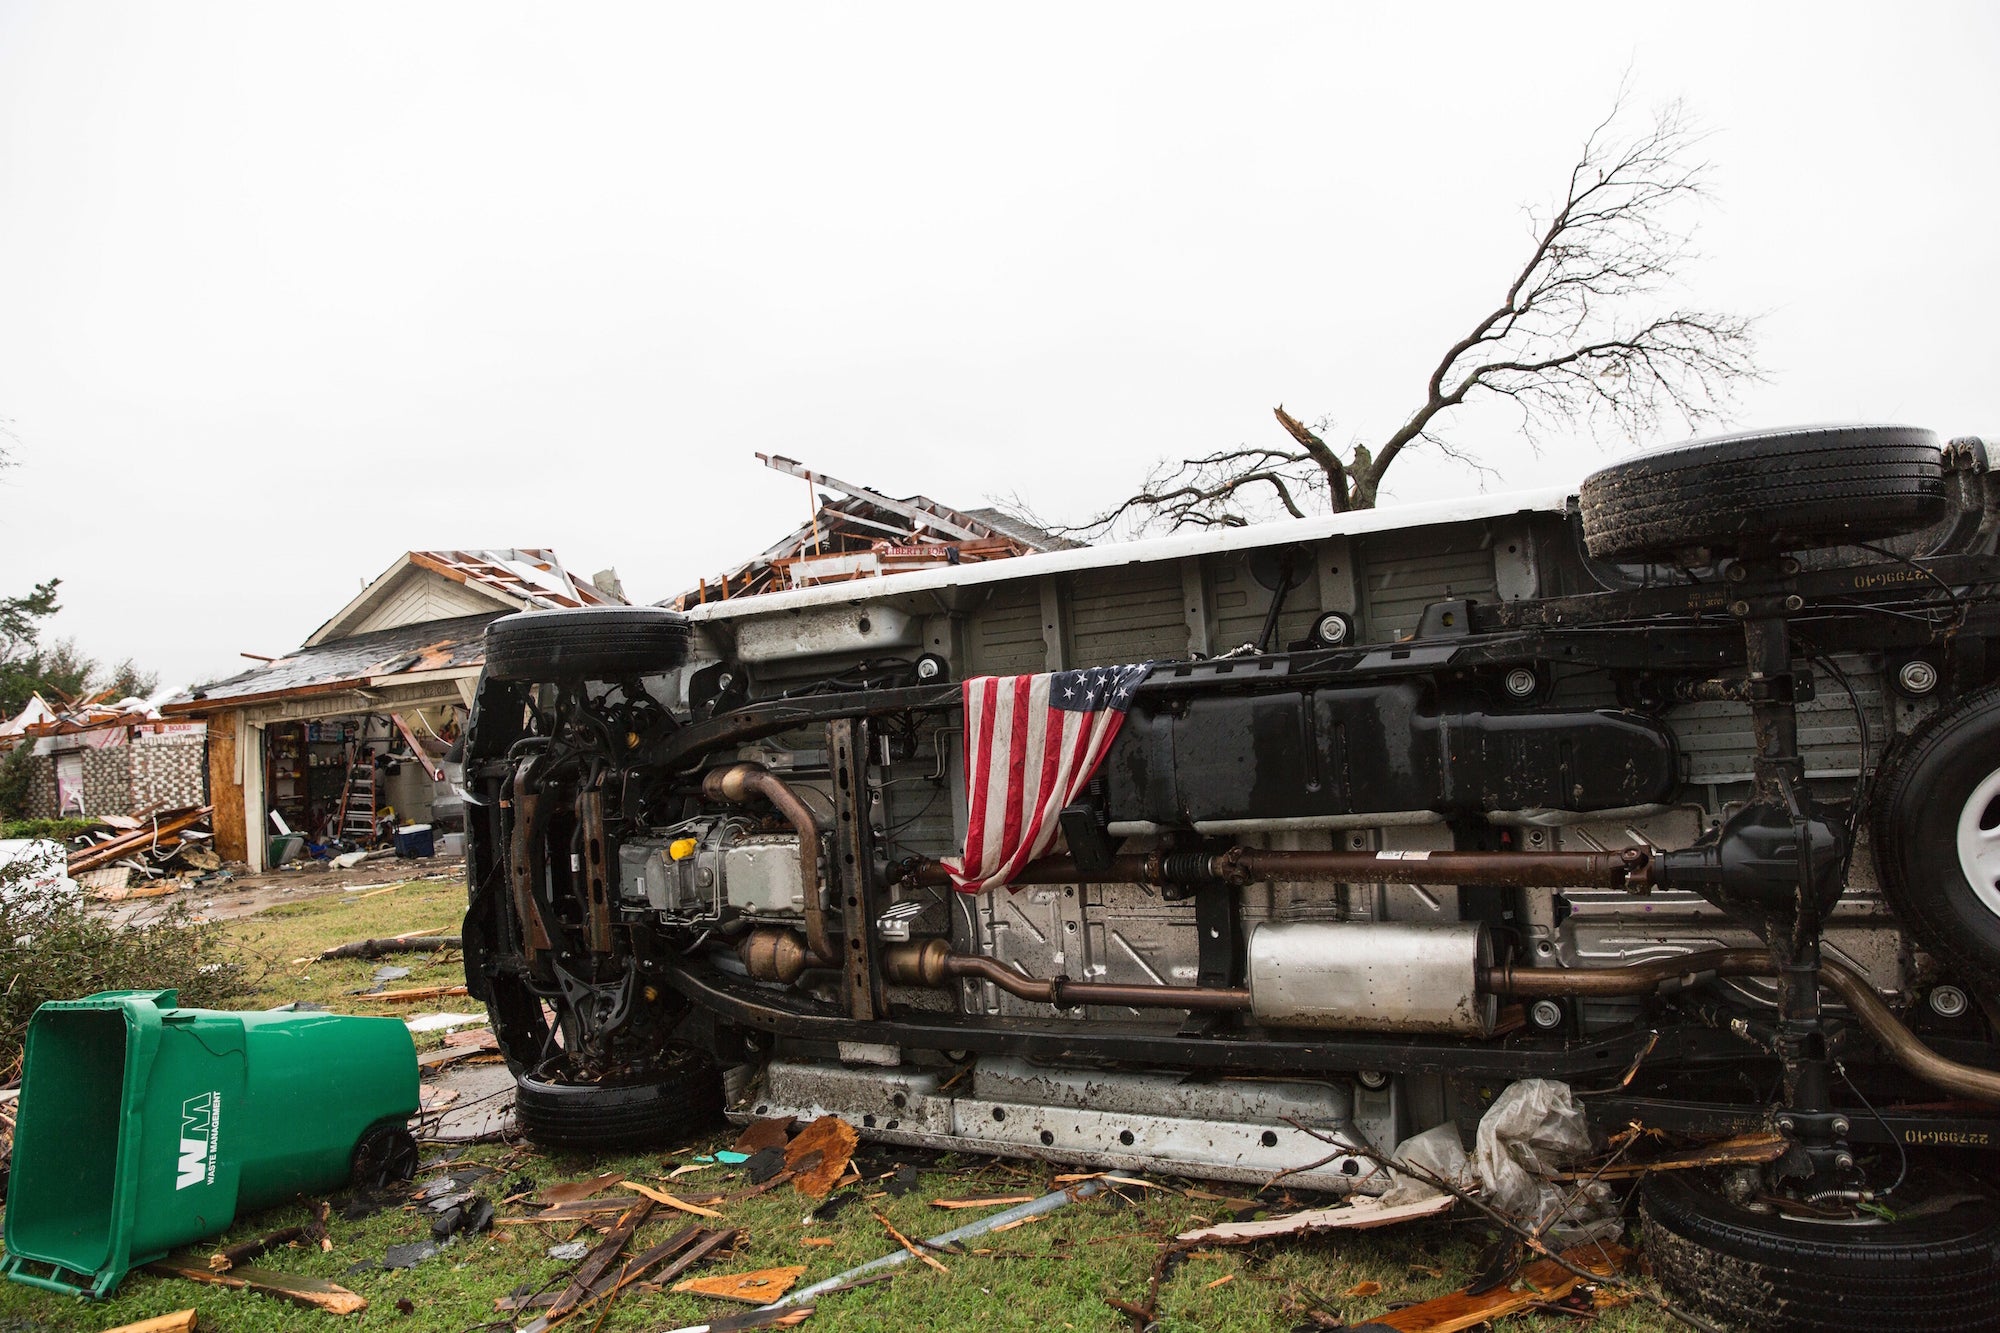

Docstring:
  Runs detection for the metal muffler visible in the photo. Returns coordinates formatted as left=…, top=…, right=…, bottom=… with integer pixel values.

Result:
left=1248, top=921, right=1496, bottom=1036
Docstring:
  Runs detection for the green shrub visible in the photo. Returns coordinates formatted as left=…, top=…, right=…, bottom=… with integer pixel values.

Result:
left=0, top=817, right=99, bottom=841
left=0, top=860, right=247, bottom=1072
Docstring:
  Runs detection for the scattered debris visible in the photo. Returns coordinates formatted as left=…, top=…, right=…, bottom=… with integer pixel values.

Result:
left=372, top=984, right=468, bottom=1003
left=319, top=932, right=463, bottom=961
left=1552, top=1130, right=1788, bottom=1180
left=102, top=1312, right=198, bottom=1333
left=774, top=1179, right=1109, bottom=1310
left=538, top=1172, right=625, bottom=1205
left=871, top=1211, right=948, bottom=1274
left=674, top=1265, right=809, bottom=1304
left=145, top=1262, right=366, bottom=1315
left=734, top=1117, right=796, bottom=1153
left=1353, top=1243, right=1632, bottom=1332
left=547, top=1242, right=592, bottom=1262
left=931, top=1195, right=1038, bottom=1210
left=208, top=1211, right=330, bottom=1272
left=380, top=1242, right=439, bottom=1270
left=1177, top=1193, right=1453, bottom=1244
left=403, top=1012, right=487, bottom=1033
left=784, top=1116, right=859, bottom=1199
left=623, top=1180, right=726, bottom=1218
left=744, top=1147, right=787, bottom=1184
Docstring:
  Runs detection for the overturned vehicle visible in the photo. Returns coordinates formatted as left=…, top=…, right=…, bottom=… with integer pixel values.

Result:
left=463, top=426, right=2000, bottom=1328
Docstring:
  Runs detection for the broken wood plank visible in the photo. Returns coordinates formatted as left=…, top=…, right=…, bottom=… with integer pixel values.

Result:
left=1177, top=1191, right=1452, bottom=1243
left=209, top=1223, right=316, bottom=1271
left=145, top=1262, right=366, bottom=1315
left=370, top=984, right=469, bottom=1003
left=535, top=1171, right=624, bottom=1205
left=534, top=1199, right=656, bottom=1324
left=733, top=1116, right=795, bottom=1153
left=1553, top=1132, right=1788, bottom=1181
left=871, top=1211, right=947, bottom=1274
left=673, top=1264, right=808, bottom=1304
left=102, top=1313, right=198, bottom=1333
left=930, top=1195, right=1038, bottom=1210
left=623, top=1180, right=726, bottom=1218
left=318, top=935, right=463, bottom=960
left=784, top=1115, right=858, bottom=1200
left=1359, top=1243, right=1633, bottom=1333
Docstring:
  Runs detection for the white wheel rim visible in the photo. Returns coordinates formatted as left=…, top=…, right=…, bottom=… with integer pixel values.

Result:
left=1954, top=767, right=2000, bottom=920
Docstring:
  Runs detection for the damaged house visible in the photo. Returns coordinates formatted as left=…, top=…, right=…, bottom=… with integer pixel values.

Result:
left=163, top=549, right=623, bottom=869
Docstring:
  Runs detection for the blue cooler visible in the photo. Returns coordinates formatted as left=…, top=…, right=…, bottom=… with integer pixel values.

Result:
left=393, top=824, right=434, bottom=858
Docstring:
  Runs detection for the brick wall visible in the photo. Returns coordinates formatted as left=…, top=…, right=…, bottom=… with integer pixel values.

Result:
left=131, top=734, right=207, bottom=811
left=80, top=745, right=130, bottom=815
left=13, top=753, right=56, bottom=820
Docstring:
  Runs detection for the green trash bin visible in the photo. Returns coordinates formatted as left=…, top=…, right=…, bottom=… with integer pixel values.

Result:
left=2, top=989, right=419, bottom=1299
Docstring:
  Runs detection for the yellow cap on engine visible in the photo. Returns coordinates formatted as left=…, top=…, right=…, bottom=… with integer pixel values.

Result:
left=669, top=838, right=698, bottom=861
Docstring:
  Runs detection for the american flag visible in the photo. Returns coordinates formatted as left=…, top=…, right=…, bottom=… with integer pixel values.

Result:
left=941, top=663, right=1151, bottom=893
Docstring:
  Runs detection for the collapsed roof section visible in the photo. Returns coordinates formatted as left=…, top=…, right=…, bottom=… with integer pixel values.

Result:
left=308, top=548, right=624, bottom=647
left=669, top=455, right=1077, bottom=609
left=163, top=612, right=502, bottom=715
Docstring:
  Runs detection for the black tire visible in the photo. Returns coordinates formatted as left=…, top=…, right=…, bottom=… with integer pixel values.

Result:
left=1578, top=424, right=1948, bottom=561
left=513, top=1048, right=723, bottom=1152
left=1873, top=686, right=2000, bottom=991
left=1640, top=1172, right=2000, bottom=1331
left=483, top=606, right=692, bottom=682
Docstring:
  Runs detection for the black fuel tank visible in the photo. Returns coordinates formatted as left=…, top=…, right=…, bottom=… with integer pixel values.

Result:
left=1102, top=681, right=1678, bottom=825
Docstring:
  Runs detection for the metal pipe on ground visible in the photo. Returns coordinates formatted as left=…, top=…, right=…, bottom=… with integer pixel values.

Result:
left=758, top=1178, right=1110, bottom=1313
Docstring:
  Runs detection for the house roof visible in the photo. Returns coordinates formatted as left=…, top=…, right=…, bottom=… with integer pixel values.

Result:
left=163, top=612, right=503, bottom=715
left=307, top=548, right=622, bottom=646
left=669, top=457, right=1071, bottom=609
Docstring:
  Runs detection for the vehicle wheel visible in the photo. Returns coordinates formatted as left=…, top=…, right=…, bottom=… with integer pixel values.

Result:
left=1578, top=424, right=1948, bottom=561
left=1873, top=686, right=2000, bottom=990
left=1640, top=1171, right=2000, bottom=1331
left=351, top=1122, right=420, bottom=1190
left=513, top=1048, right=723, bottom=1152
left=483, top=607, right=692, bottom=682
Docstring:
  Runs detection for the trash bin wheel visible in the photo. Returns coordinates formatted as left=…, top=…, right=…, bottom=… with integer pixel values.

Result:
left=483, top=606, right=692, bottom=683
left=1639, top=1170, right=2000, bottom=1331
left=1578, top=424, right=1948, bottom=561
left=350, top=1123, right=420, bottom=1191
left=513, top=1047, right=722, bottom=1152
left=1873, top=685, right=2000, bottom=991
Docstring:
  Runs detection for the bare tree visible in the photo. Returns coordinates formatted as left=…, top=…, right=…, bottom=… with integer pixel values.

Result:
left=1060, top=96, right=1758, bottom=536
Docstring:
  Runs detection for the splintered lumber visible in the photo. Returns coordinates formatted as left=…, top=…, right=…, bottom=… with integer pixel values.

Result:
left=319, top=935, right=463, bottom=960
left=539, top=1199, right=655, bottom=1323
left=69, top=806, right=211, bottom=874
left=496, top=1225, right=703, bottom=1312
left=1554, top=1132, right=1788, bottom=1181
left=371, top=984, right=469, bottom=1003
left=209, top=1223, right=317, bottom=1271
left=931, top=1195, right=1039, bottom=1210
left=624, top=1180, right=726, bottom=1218
left=871, top=1212, right=947, bottom=1274
left=1177, top=1192, right=1452, bottom=1243
left=102, top=1313, right=198, bottom=1333
left=784, top=1115, right=858, bottom=1199
left=538, top=1171, right=625, bottom=1205
left=145, top=1261, right=366, bottom=1315
left=673, top=1264, right=808, bottom=1304
left=1358, top=1243, right=1633, bottom=1333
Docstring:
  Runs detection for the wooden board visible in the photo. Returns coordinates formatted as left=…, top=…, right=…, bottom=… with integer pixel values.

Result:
left=146, top=1262, right=365, bottom=1315
left=1177, top=1192, right=1452, bottom=1243
left=1358, top=1243, right=1632, bottom=1333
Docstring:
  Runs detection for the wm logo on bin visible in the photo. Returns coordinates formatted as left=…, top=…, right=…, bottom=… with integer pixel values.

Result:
left=176, top=1091, right=221, bottom=1190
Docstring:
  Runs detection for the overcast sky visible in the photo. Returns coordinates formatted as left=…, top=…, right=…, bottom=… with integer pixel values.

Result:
left=1, top=2, right=1994, bottom=694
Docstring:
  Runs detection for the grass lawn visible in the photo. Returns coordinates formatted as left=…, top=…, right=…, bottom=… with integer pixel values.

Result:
left=0, top=880, right=1682, bottom=1332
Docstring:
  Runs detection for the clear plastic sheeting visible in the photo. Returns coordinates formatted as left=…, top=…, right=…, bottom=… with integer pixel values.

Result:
left=1378, top=1123, right=1475, bottom=1207
left=1473, top=1078, right=1619, bottom=1243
